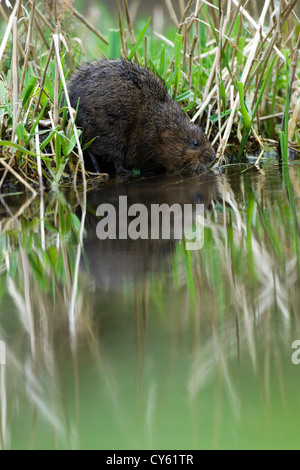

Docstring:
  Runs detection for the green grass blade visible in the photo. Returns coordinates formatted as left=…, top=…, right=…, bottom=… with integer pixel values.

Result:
left=173, top=33, right=183, bottom=96
left=39, top=126, right=61, bottom=151
left=0, top=140, right=37, bottom=156
left=237, top=81, right=251, bottom=131
left=109, top=29, right=121, bottom=59
left=237, top=36, right=246, bottom=67
left=22, top=76, right=38, bottom=109
left=252, top=55, right=276, bottom=120
left=159, top=44, right=166, bottom=76
left=128, top=17, right=151, bottom=61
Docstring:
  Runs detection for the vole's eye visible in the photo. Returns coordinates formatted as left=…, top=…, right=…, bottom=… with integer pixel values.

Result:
left=192, top=140, right=200, bottom=148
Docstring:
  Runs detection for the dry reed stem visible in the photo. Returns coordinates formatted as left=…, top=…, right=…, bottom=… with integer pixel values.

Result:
left=12, top=17, right=19, bottom=144
left=211, top=118, right=228, bottom=148
left=251, top=125, right=264, bottom=152
left=232, top=0, right=286, bottom=61
left=0, top=0, right=20, bottom=65
left=123, top=0, right=138, bottom=62
left=245, top=30, right=277, bottom=96
left=196, top=52, right=218, bottom=120
left=165, top=0, right=179, bottom=28
left=284, top=32, right=300, bottom=134
left=117, top=0, right=127, bottom=57
left=178, top=0, right=197, bottom=33
left=254, top=149, right=266, bottom=169
left=35, top=122, right=43, bottom=194
left=186, top=1, right=205, bottom=35
left=188, top=34, right=197, bottom=82
left=20, top=0, right=37, bottom=91
left=215, top=68, right=222, bottom=146
left=34, top=17, right=50, bottom=49
left=35, top=124, right=45, bottom=250
left=53, top=23, right=61, bottom=128
left=215, top=10, right=224, bottom=146
left=0, top=2, right=26, bottom=60
left=212, top=0, right=273, bottom=159
left=20, top=2, right=40, bottom=69
left=191, top=15, right=268, bottom=123
left=175, top=0, right=182, bottom=18
left=28, top=1, right=55, bottom=32
left=0, top=157, right=37, bottom=195
left=222, top=0, right=246, bottom=51
left=216, top=28, right=263, bottom=158
left=205, top=103, right=212, bottom=135
left=289, top=99, right=300, bottom=141
left=69, top=4, right=108, bottom=45
left=34, top=38, right=54, bottom=113
left=280, top=0, right=298, bottom=26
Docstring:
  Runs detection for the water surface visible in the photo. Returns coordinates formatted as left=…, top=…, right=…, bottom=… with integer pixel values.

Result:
left=0, top=161, right=300, bottom=449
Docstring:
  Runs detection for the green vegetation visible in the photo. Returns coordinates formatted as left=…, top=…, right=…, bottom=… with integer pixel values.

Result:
left=0, top=0, right=299, bottom=190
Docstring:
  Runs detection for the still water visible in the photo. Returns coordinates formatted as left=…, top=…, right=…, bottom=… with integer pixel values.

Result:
left=0, top=161, right=300, bottom=449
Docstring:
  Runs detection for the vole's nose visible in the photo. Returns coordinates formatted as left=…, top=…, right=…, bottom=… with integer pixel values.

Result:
left=209, top=149, right=216, bottom=163
left=202, top=147, right=216, bottom=165
left=210, top=150, right=216, bottom=163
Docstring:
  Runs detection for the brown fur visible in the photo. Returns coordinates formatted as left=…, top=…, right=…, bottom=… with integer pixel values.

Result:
left=67, top=59, right=215, bottom=173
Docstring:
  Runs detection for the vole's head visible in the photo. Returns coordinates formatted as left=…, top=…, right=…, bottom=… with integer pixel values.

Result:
left=156, top=120, right=216, bottom=173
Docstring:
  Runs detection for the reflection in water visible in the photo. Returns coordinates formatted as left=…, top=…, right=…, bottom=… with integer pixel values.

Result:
left=84, top=173, right=220, bottom=288
left=0, top=163, right=300, bottom=449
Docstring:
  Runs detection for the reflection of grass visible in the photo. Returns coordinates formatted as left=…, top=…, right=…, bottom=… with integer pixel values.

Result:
left=171, top=167, right=300, bottom=418
left=0, top=1, right=300, bottom=188
left=1, top=190, right=87, bottom=313
left=0, top=166, right=300, bottom=448
left=197, top=170, right=300, bottom=316
left=0, top=187, right=92, bottom=449
left=278, top=60, right=300, bottom=275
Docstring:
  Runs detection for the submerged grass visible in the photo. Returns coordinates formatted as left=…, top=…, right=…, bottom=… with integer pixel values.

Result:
left=0, top=0, right=299, bottom=190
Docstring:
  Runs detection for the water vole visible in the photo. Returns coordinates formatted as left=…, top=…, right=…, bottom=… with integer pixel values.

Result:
left=67, top=59, right=215, bottom=173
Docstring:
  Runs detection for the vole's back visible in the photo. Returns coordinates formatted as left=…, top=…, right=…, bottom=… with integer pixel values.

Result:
left=68, top=59, right=167, bottom=125
left=68, top=59, right=171, bottom=172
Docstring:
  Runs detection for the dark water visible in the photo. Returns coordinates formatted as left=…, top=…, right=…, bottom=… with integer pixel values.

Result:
left=1, top=161, right=300, bottom=449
